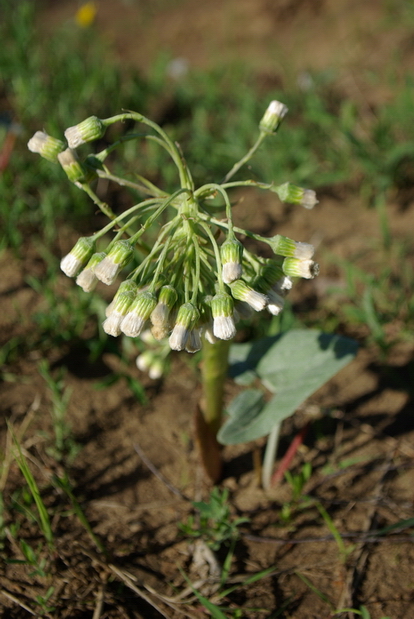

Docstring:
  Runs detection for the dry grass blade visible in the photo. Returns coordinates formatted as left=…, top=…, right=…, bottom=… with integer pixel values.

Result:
left=92, top=582, right=106, bottom=619
left=133, top=442, right=190, bottom=501
left=108, top=563, right=172, bottom=619
left=0, top=588, right=36, bottom=615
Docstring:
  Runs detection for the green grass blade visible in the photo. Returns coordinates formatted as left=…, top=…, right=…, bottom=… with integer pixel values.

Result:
left=316, top=503, right=347, bottom=559
left=180, top=570, right=228, bottom=618
left=295, top=572, right=334, bottom=611
left=53, top=474, right=105, bottom=554
left=11, top=428, right=54, bottom=548
left=219, top=565, right=276, bottom=598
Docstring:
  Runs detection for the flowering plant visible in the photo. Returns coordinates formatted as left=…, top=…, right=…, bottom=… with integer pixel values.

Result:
left=28, top=101, right=320, bottom=481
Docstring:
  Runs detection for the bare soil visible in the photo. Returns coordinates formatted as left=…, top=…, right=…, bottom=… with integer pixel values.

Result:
left=1, top=1, right=414, bottom=618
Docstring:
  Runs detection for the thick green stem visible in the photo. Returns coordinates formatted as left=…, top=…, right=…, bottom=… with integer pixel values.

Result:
left=201, top=338, right=231, bottom=432
left=196, top=338, right=231, bottom=483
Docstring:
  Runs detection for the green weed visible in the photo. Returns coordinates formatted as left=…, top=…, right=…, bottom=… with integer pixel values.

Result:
left=10, top=428, right=54, bottom=548
left=38, top=360, right=79, bottom=462
left=279, top=463, right=313, bottom=524
left=179, top=487, right=249, bottom=552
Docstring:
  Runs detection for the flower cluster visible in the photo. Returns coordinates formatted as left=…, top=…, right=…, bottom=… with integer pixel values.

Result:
left=28, top=102, right=319, bottom=357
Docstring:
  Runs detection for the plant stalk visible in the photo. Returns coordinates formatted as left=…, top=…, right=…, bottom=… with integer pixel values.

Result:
left=196, top=338, right=231, bottom=483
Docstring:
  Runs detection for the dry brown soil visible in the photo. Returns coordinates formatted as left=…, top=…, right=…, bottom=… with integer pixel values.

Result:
left=1, top=1, right=414, bottom=618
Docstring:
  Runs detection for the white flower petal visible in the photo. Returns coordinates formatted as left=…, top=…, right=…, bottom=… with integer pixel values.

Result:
left=213, top=316, right=237, bottom=340
left=60, top=253, right=82, bottom=277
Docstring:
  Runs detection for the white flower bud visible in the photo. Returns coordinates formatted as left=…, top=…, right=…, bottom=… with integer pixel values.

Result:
left=268, top=234, right=314, bottom=260
left=76, top=252, right=106, bottom=292
left=169, top=324, right=189, bottom=351
left=220, top=238, right=243, bottom=284
left=273, top=275, right=293, bottom=293
left=273, top=182, right=318, bottom=210
left=27, top=131, right=65, bottom=162
left=58, top=148, right=89, bottom=183
left=94, top=241, right=134, bottom=285
left=60, top=237, right=95, bottom=277
left=211, top=293, right=236, bottom=340
left=60, top=253, right=82, bottom=278
left=148, top=361, right=164, bottom=380
left=169, top=303, right=199, bottom=351
left=185, top=329, right=202, bottom=353
left=230, top=281, right=268, bottom=312
left=301, top=189, right=318, bottom=210
left=202, top=324, right=218, bottom=345
left=121, top=292, right=157, bottom=338
left=282, top=258, right=319, bottom=279
left=267, top=289, right=285, bottom=315
left=102, top=292, right=135, bottom=337
left=259, top=100, right=288, bottom=134
left=64, top=116, right=106, bottom=149
left=136, top=351, right=155, bottom=372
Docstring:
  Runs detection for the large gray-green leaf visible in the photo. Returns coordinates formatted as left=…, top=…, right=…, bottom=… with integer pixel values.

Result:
left=218, top=329, right=358, bottom=445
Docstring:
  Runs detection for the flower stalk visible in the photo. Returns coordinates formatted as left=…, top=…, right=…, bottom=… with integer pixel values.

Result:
left=197, top=338, right=231, bottom=483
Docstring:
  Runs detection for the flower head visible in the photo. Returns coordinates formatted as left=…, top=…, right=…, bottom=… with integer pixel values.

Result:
left=27, top=131, right=65, bottom=162
left=169, top=303, right=200, bottom=351
left=60, top=237, right=95, bottom=277
left=268, top=234, right=314, bottom=260
left=121, top=291, right=157, bottom=337
left=94, top=240, right=134, bottom=285
left=150, top=285, right=178, bottom=337
left=65, top=116, right=106, bottom=149
left=282, top=257, right=319, bottom=279
left=221, top=238, right=243, bottom=284
left=273, top=182, right=318, bottom=210
left=259, top=100, right=288, bottom=134
left=76, top=252, right=106, bottom=292
left=102, top=291, right=135, bottom=337
left=211, top=293, right=236, bottom=340
left=229, top=280, right=268, bottom=312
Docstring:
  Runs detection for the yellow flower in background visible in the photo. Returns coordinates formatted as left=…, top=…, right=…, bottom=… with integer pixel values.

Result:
left=75, top=2, right=97, bottom=28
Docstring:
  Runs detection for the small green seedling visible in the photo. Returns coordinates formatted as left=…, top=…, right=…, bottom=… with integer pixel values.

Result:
left=179, top=487, right=248, bottom=552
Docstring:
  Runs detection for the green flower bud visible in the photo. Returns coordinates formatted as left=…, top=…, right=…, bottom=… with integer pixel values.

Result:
left=211, top=293, right=236, bottom=340
left=64, top=116, right=106, bottom=148
left=103, top=291, right=135, bottom=337
left=267, top=234, right=314, bottom=260
left=229, top=280, right=268, bottom=312
left=260, top=260, right=285, bottom=288
left=106, top=279, right=139, bottom=316
left=272, top=182, right=318, bottom=209
left=220, top=238, right=243, bottom=284
left=57, top=148, right=90, bottom=183
left=60, top=236, right=95, bottom=277
left=150, top=285, right=178, bottom=340
left=151, top=285, right=178, bottom=324
left=76, top=251, right=106, bottom=292
left=259, top=100, right=288, bottom=134
left=282, top=257, right=319, bottom=279
left=94, top=240, right=134, bottom=285
left=169, top=303, right=200, bottom=351
left=27, top=131, right=65, bottom=162
left=197, top=296, right=216, bottom=344
left=121, top=291, right=157, bottom=337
